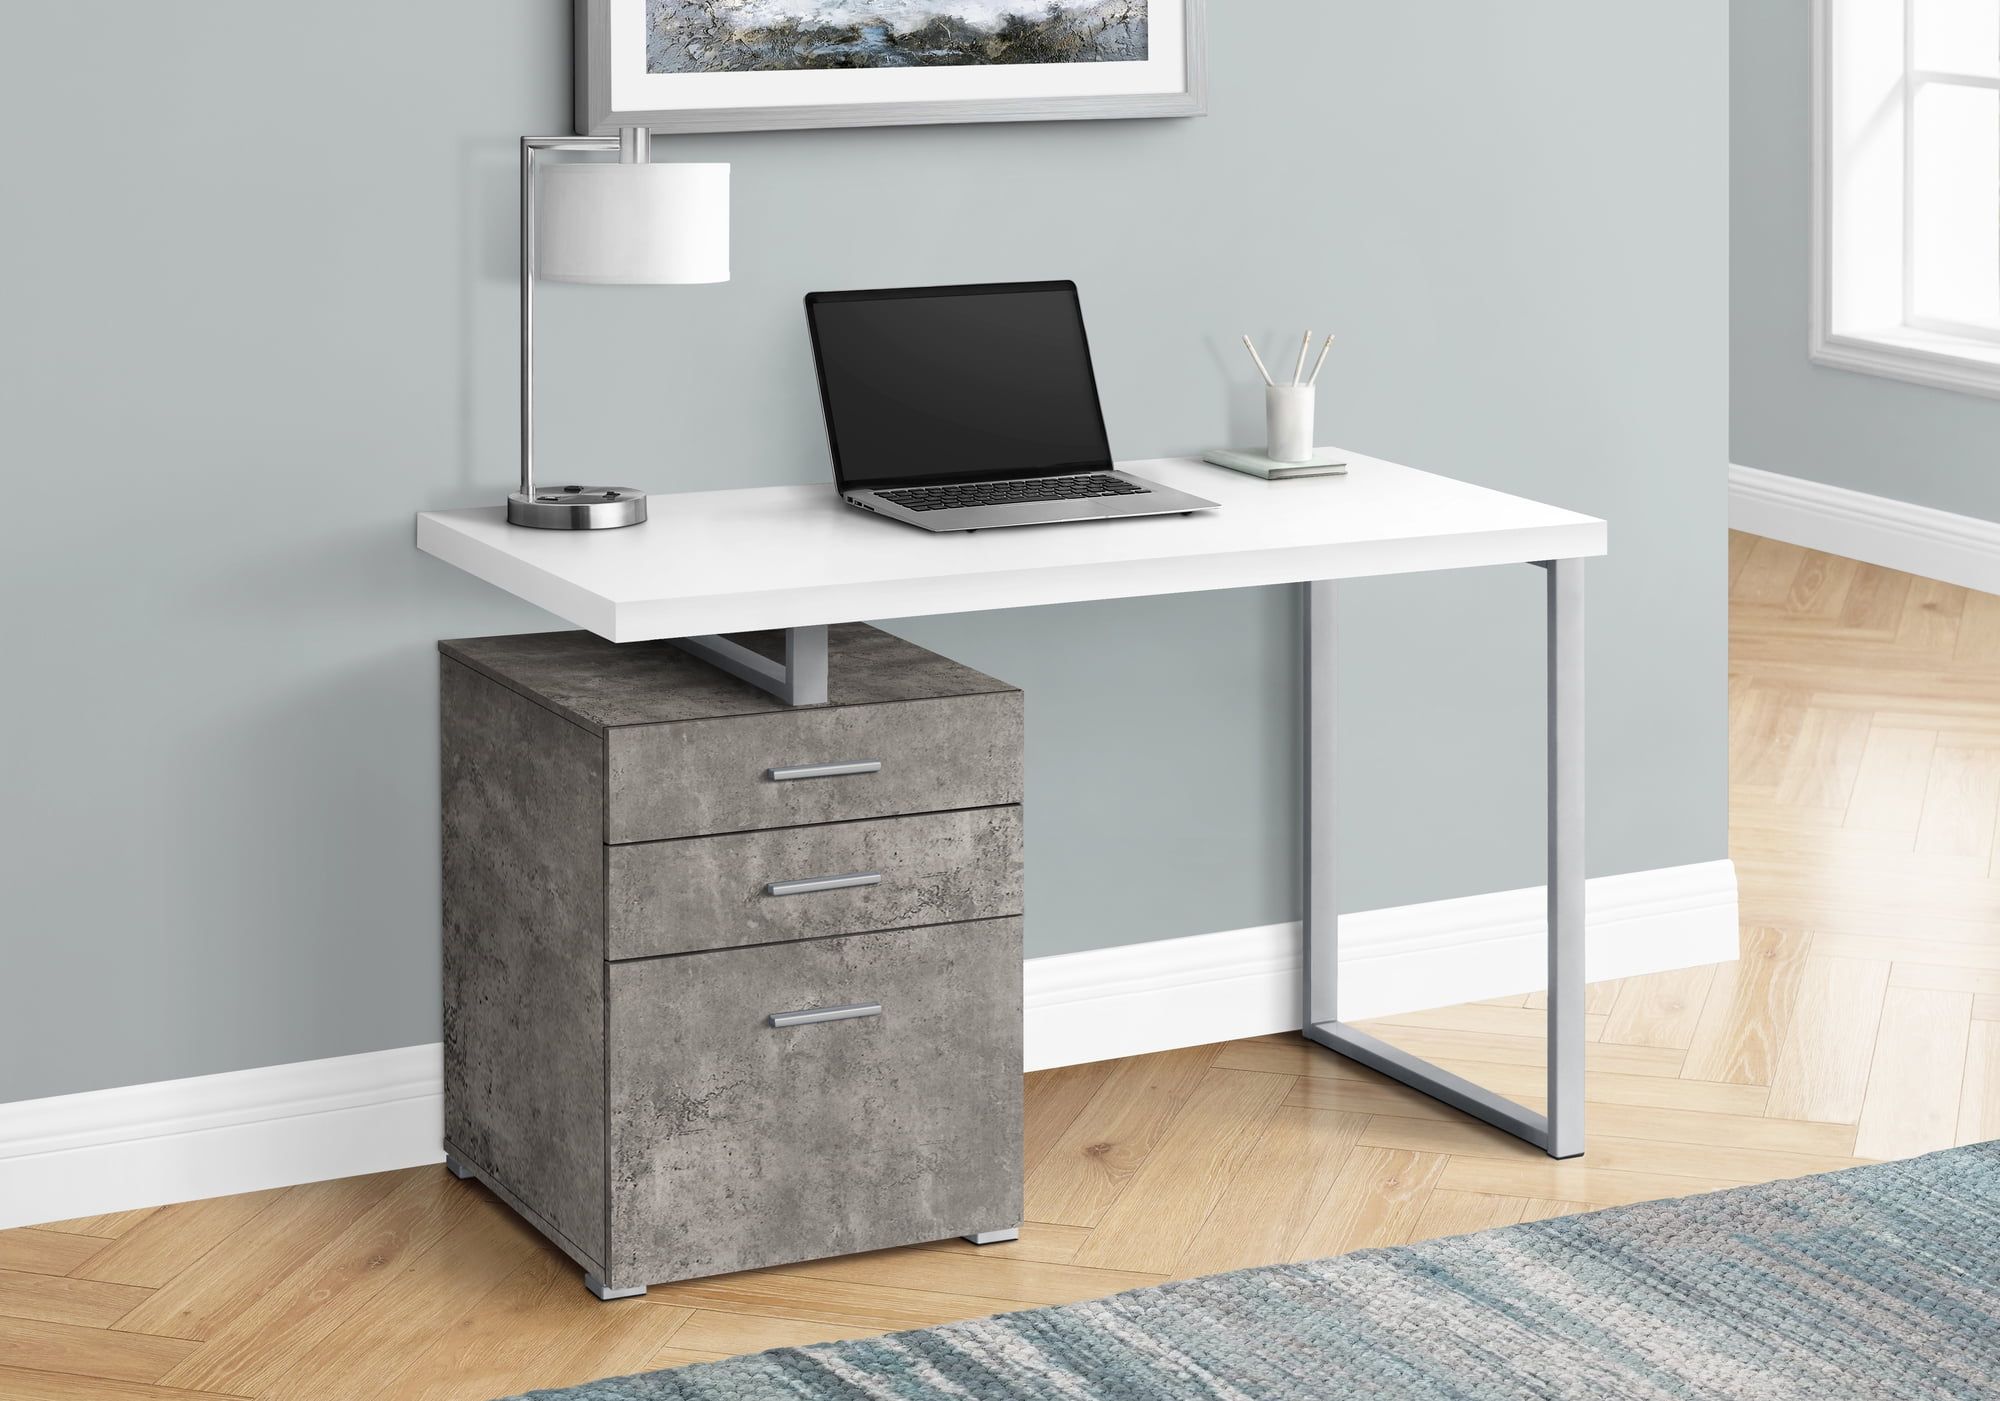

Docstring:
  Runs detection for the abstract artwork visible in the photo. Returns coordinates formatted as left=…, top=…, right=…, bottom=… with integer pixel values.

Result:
left=645, top=1, right=1149, bottom=73
left=576, top=0, right=1202, bottom=134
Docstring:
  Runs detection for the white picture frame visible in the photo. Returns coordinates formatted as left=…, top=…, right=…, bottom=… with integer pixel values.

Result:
left=575, top=0, right=1206, bottom=135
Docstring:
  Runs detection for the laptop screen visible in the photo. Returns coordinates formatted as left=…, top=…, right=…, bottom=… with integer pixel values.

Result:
left=806, top=282, right=1113, bottom=491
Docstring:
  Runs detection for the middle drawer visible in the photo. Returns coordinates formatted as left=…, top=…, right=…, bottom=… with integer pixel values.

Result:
left=606, top=806, right=1024, bottom=960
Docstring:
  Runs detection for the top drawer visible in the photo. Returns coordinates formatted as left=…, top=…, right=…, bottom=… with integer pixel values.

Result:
left=607, top=691, right=1022, bottom=843
left=440, top=625, right=1023, bottom=845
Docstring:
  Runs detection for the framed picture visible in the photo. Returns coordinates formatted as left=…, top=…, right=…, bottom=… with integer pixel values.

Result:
left=574, top=0, right=1206, bottom=135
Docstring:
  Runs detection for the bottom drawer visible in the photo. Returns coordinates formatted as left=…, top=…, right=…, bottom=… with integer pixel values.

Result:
left=605, top=917, right=1023, bottom=1289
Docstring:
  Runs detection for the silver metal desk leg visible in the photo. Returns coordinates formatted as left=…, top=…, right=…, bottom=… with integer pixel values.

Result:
left=1544, top=556, right=1587, bottom=1158
left=1303, top=581, right=1340, bottom=1032
left=1299, top=563, right=1586, bottom=1159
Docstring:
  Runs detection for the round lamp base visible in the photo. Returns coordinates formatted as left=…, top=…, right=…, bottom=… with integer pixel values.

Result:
left=506, top=487, right=647, bottom=530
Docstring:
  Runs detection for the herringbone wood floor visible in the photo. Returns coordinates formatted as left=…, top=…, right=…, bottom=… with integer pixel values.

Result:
left=3, top=532, right=1997, bottom=1399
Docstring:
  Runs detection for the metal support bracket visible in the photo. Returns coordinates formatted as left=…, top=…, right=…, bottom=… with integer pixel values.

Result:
left=1300, top=558, right=1586, bottom=1159
left=671, top=626, right=829, bottom=706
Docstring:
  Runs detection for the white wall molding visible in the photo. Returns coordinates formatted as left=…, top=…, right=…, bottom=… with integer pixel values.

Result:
left=1023, top=859, right=1739, bottom=1071
left=0, top=1045, right=447, bottom=1231
left=1729, top=463, right=2000, bottom=597
left=0, top=858, right=1737, bottom=1229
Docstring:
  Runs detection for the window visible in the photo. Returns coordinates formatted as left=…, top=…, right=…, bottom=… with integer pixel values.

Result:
left=1814, top=0, right=2000, bottom=396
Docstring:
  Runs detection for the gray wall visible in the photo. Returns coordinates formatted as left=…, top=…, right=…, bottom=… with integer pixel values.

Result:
left=0, top=2, right=1728, bottom=1103
left=1734, top=1, right=2000, bottom=522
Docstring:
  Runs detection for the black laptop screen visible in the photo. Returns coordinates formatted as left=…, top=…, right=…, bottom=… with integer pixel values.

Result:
left=806, top=282, right=1113, bottom=490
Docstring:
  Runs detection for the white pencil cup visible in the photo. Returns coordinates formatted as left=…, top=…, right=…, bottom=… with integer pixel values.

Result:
left=1266, top=385, right=1315, bottom=463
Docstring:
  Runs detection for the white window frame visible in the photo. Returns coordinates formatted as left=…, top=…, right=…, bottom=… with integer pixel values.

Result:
left=1811, top=0, right=2000, bottom=397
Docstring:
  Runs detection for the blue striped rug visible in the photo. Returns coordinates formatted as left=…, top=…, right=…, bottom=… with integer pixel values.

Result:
left=511, top=1142, right=2000, bottom=1399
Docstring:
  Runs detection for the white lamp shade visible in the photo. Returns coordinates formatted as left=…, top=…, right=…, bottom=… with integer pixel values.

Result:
left=538, top=162, right=729, bottom=285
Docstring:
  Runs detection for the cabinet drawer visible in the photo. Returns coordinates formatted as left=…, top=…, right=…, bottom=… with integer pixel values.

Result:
left=606, top=690, right=1022, bottom=843
left=606, top=807, right=1022, bottom=960
left=605, top=918, right=1022, bottom=1289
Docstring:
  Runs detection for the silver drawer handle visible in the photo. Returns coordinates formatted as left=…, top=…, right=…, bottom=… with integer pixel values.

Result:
left=764, top=871, right=882, bottom=897
left=767, top=759, right=882, bottom=782
left=769, top=1003, right=882, bottom=1028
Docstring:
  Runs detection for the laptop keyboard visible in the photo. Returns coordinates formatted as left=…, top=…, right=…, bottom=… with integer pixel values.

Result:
left=877, top=474, right=1149, bottom=513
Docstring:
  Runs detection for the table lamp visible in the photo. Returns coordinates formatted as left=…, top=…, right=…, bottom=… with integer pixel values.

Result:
left=510, top=127, right=729, bottom=530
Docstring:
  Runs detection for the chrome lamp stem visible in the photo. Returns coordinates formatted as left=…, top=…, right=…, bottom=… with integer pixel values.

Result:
left=509, top=128, right=651, bottom=530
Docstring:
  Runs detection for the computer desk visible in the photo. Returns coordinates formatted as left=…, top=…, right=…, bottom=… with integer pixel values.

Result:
left=417, top=451, right=1607, bottom=1158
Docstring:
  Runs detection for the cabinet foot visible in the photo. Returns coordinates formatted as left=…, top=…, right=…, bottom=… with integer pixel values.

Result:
left=583, top=1272, right=647, bottom=1301
left=444, top=1154, right=476, bottom=1181
left=963, top=1227, right=1020, bottom=1246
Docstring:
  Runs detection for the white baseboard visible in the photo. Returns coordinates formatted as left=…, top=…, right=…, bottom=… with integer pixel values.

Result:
left=1022, top=859, right=1739, bottom=1071
left=1730, top=463, right=2000, bottom=597
left=0, top=858, right=1736, bottom=1230
left=0, top=1045, right=447, bottom=1231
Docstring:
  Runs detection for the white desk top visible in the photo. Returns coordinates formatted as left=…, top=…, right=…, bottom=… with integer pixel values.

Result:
left=416, top=454, right=1606, bottom=642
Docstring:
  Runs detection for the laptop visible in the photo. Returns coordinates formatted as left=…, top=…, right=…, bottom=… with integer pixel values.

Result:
left=804, top=281, right=1219, bottom=532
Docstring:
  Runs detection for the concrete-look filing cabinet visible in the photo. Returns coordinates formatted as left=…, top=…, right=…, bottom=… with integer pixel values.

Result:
left=438, top=624, right=1025, bottom=1299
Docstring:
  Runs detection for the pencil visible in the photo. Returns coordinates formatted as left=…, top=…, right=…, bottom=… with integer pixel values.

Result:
left=1305, top=333, right=1336, bottom=387
left=1242, top=335, right=1275, bottom=386
left=1291, top=330, right=1312, bottom=386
